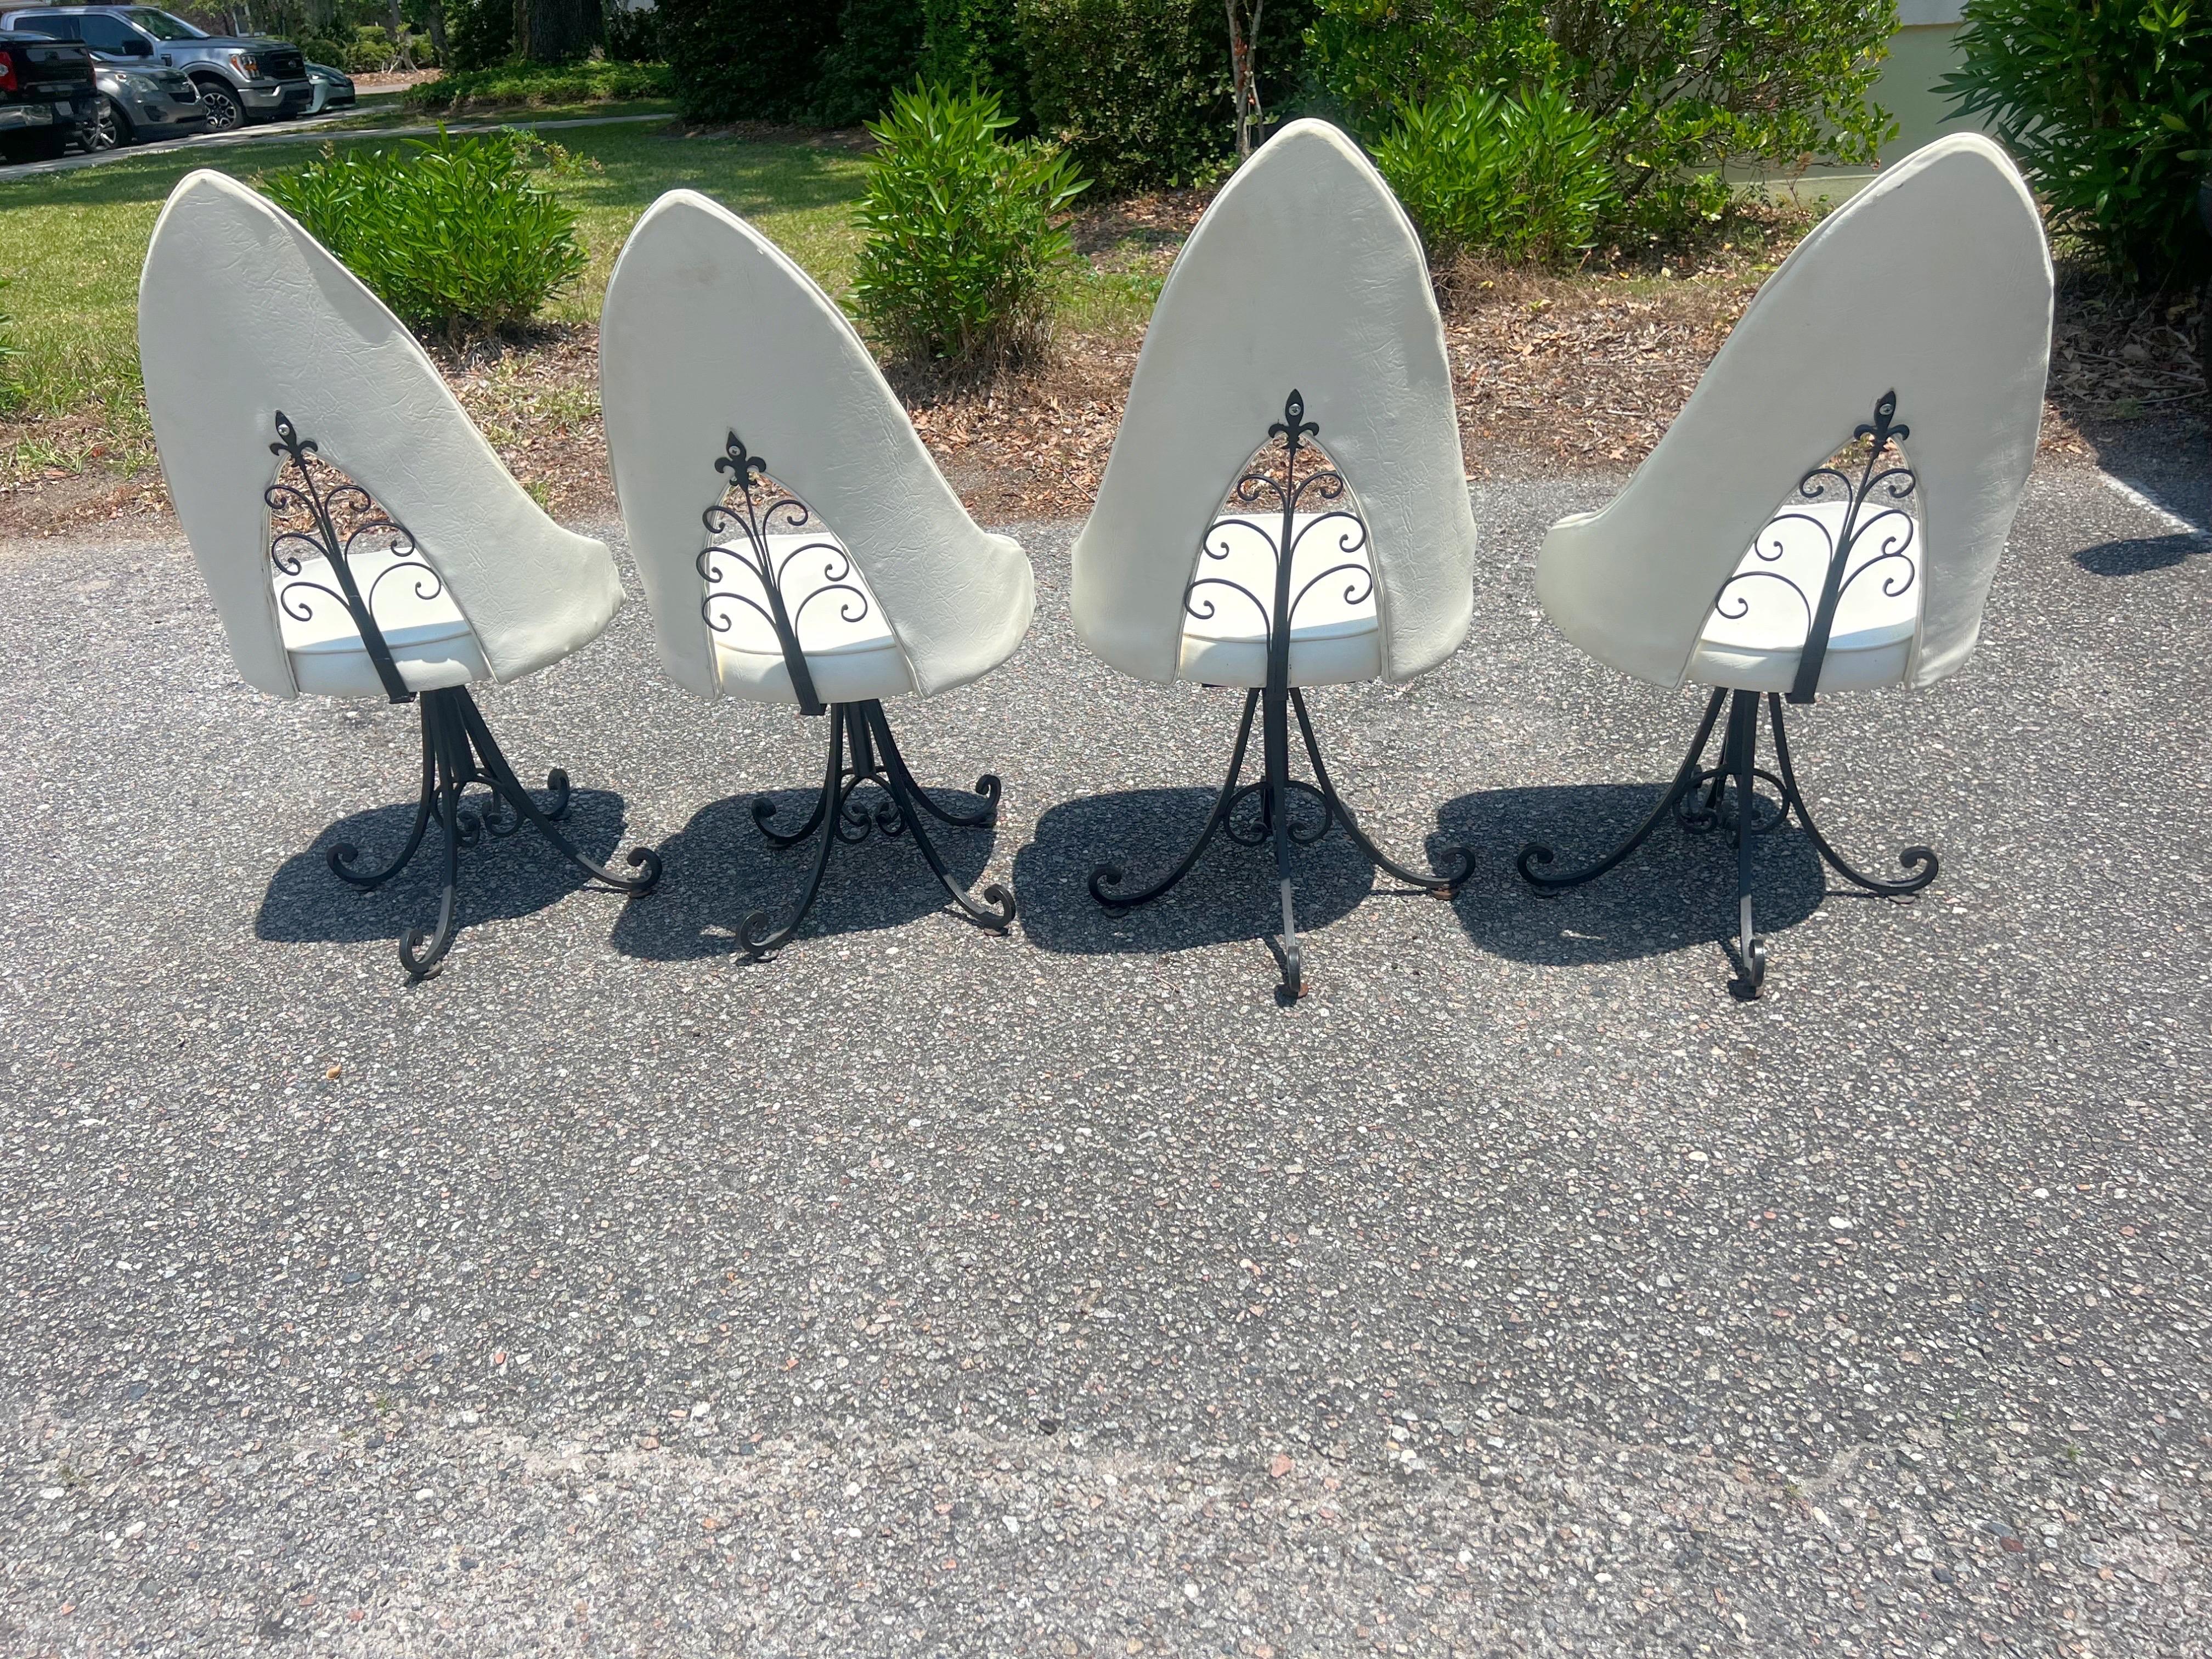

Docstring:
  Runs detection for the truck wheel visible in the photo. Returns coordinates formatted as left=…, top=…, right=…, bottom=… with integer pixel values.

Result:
left=194, top=78, right=244, bottom=132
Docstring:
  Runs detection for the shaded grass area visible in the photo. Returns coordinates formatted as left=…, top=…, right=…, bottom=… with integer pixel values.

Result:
left=0, top=122, right=874, bottom=484
left=404, top=59, right=672, bottom=112
left=317, top=97, right=682, bottom=131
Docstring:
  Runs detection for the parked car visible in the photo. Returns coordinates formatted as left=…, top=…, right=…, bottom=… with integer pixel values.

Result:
left=302, top=58, right=350, bottom=115
left=0, top=6, right=308, bottom=131
left=80, top=47, right=201, bottom=146
left=0, top=27, right=91, bottom=160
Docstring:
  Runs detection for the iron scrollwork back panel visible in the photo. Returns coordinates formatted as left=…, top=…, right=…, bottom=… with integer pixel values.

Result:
left=1184, top=389, right=1374, bottom=664
left=697, top=432, right=870, bottom=718
left=264, top=411, right=441, bottom=704
left=1708, top=389, right=1921, bottom=705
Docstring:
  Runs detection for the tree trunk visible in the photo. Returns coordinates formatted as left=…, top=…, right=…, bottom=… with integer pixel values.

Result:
left=423, top=0, right=447, bottom=63
left=514, top=0, right=592, bottom=64
left=1224, top=0, right=1263, bottom=159
left=385, top=0, right=415, bottom=69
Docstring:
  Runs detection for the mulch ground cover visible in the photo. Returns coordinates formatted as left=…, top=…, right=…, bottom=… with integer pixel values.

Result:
left=3, top=189, right=2202, bottom=539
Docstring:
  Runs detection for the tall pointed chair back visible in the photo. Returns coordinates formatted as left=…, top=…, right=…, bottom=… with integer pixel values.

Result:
left=135, top=169, right=657, bottom=981
left=599, top=188, right=1034, bottom=710
left=1513, top=135, right=2054, bottom=996
left=1534, top=134, right=2052, bottom=696
left=1067, top=121, right=1478, bottom=1002
left=1072, top=119, right=1476, bottom=689
left=138, top=169, right=625, bottom=704
left=596, top=189, right=1033, bottom=957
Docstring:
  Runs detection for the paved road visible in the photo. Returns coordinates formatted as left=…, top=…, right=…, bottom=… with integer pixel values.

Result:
left=1, top=470, right=2207, bottom=1656
left=0, top=110, right=673, bottom=182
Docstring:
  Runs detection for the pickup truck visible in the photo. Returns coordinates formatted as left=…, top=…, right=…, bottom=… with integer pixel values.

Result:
left=0, top=28, right=91, bottom=160
left=0, top=5, right=308, bottom=131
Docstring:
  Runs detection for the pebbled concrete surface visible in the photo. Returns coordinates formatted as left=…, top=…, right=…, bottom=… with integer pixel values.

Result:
left=1, top=471, right=2208, bottom=1656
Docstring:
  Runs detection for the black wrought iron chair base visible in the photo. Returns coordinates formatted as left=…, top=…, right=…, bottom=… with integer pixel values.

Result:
left=740, top=698, right=1015, bottom=956
left=1090, top=686, right=1472, bottom=1001
left=328, top=684, right=662, bottom=978
left=1516, top=686, right=1937, bottom=994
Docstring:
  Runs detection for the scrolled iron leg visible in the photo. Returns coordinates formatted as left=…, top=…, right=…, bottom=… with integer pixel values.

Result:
left=399, top=766, right=465, bottom=979
left=1290, top=689, right=1471, bottom=893
left=862, top=703, right=1015, bottom=933
left=455, top=695, right=662, bottom=894
left=742, top=704, right=851, bottom=956
left=1518, top=686, right=1730, bottom=890
left=752, top=714, right=839, bottom=849
left=1090, top=689, right=1260, bottom=911
left=1271, top=778, right=1303, bottom=1000
left=1767, top=693, right=1938, bottom=896
left=330, top=708, right=436, bottom=889
left=1728, top=691, right=1768, bottom=995
left=874, top=718, right=1001, bottom=830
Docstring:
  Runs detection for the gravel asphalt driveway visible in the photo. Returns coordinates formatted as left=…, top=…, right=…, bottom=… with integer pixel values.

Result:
left=2, top=469, right=2207, bottom=1656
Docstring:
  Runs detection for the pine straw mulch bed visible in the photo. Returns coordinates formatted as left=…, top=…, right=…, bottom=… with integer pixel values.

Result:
left=2, top=195, right=2203, bottom=540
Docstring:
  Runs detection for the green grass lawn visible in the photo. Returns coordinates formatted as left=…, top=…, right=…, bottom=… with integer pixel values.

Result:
left=316, top=97, right=683, bottom=132
left=0, top=122, right=875, bottom=478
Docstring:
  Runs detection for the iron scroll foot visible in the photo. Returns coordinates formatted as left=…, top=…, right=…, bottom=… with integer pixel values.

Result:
left=1089, top=684, right=1463, bottom=1001
left=739, top=700, right=1014, bottom=958
left=324, top=685, right=658, bottom=980
left=1515, top=687, right=1938, bottom=993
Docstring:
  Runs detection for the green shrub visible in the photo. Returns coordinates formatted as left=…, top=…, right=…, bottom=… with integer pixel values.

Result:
left=1017, top=0, right=1313, bottom=190
left=297, top=31, right=350, bottom=68
left=849, top=81, right=1086, bottom=362
left=1374, top=82, right=1618, bottom=265
left=920, top=0, right=1026, bottom=122
left=343, top=23, right=398, bottom=72
left=812, top=0, right=927, bottom=127
left=262, top=131, right=590, bottom=336
left=1942, top=0, right=2212, bottom=290
left=1306, top=0, right=1552, bottom=123
left=1016, top=0, right=1227, bottom=190
left=662, top=0, right=838, bottom=122
left=443, top=0, right=512, bottom=71
left=1310, top=0, right=1898, bottom=244
left=602, top=0, right=663, bottom=62
left=404, top=56, right=669, bottom=109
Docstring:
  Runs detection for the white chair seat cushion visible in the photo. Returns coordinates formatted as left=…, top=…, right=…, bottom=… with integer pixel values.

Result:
left=1176, top=512, right=1382, bottom=688
left=1687, top=497, right=1920, bottom=694
left=273, top=546, right=488, bottom=699
left=706, top=531, right=917, bottom=704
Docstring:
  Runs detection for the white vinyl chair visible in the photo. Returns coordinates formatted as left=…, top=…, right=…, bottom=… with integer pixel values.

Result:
left=1515, top=135, right=2053, bottom=992
left=1069, top=119, right=1479, bottom=998
left=138, top=170, right=660, bottom=978
left=599, top=189, right=1034, bottom=954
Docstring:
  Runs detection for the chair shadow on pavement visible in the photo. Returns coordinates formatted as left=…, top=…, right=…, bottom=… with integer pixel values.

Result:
left=256, top=788, right=639, bottom=946
left=1012, top=788, right=1375, bottom=955
left=2073, top=533, right=2204, bottom=579
left=609, top=786, right=998, bottom=962
left=1433, top=783, right=1828, bottom=967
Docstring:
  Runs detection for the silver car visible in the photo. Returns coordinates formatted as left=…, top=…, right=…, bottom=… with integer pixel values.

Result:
left=302, top=59, right=351, bottom=115
left=81, top=50, right=200, bottom=146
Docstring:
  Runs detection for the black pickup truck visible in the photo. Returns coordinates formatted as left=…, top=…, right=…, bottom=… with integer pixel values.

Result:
left=0, top=28, right=91, bottom=160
